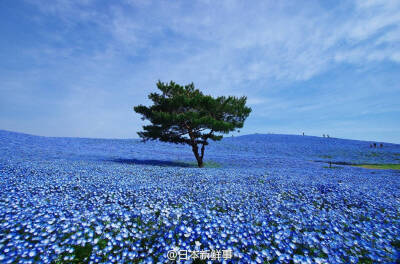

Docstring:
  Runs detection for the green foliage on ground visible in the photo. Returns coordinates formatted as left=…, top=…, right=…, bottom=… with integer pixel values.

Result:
left=353, top=164, right=400, bottom=170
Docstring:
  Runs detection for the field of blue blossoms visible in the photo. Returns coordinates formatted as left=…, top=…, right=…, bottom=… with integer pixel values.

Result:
left=0, top=129, right=400, bottom=264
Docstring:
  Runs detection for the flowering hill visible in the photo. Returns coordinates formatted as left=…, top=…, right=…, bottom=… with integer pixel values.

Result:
left=0, top=130, right=399, bottom=263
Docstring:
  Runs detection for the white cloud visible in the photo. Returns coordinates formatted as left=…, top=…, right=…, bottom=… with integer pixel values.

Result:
left=25, top=0, right=400, bottom=85
left=4, top=0, right=399, bottom=139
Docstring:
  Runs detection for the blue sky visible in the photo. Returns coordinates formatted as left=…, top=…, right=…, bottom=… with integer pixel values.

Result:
left=0, top=0, right=399, bottom=143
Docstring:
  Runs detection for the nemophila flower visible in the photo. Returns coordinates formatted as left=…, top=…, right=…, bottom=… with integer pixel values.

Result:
left=0, top=131, right=400, bottom=263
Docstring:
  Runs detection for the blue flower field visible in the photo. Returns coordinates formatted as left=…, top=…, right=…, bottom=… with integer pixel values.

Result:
left=0, top=130, right=399, bottom=263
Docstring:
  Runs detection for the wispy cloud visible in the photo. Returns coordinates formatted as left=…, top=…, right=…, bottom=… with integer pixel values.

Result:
left=0, top=0, right=399, bottom=142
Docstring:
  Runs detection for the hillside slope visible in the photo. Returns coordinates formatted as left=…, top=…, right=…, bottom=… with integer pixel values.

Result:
left=1, top=130, right=399, bottom=167
left=0, top=129, right=399, bottom=263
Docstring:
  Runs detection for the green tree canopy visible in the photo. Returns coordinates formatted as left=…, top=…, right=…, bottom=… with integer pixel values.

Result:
left=134, top=81, right=251, bottom=167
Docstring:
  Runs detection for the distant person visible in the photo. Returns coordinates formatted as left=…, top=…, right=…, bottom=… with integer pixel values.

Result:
left=373, top=143, right=377, bottom=148
left=323, top=134, right=325, bottom=138
left=327, top=134, right=330, bottom=138
left=302, top=132, right=304, bottom=136
left=380, top=143, right=383, bottom=148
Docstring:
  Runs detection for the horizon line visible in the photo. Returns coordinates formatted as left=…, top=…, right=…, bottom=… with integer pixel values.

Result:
left=1, top=129, right=398, bottom=145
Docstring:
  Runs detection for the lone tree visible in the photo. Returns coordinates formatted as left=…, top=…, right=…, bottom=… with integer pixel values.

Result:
left=134, top=81, right=251, bottom=167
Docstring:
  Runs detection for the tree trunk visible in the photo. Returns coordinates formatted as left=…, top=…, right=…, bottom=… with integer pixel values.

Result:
left=191, top=143, right=204, bottom=168
left=197, top=158, right=204, bottom=168
left=187, top=126, right=206, bottom=168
